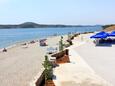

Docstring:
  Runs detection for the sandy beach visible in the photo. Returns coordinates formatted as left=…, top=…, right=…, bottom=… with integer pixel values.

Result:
left=0, top=35, right=67, bottom=86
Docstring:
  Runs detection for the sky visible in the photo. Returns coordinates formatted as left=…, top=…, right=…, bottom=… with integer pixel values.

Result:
left=0, top=0, right=115, bottom=25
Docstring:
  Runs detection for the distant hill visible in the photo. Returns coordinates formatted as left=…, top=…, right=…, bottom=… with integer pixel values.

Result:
left=18, top=22, right=40, bottom=28
left=103, top=24, right=115, bottom=31
left=0, top=22, right=77, bottom=29
left=0, top=22, right=100, bottom=29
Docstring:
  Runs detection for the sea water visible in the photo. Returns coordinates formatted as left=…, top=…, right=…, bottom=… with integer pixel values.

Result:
left=0, top=26, right=102, bottom=48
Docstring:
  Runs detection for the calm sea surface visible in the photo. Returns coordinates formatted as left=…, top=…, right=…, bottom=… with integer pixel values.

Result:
left=0, top=26, right=102, bottom=48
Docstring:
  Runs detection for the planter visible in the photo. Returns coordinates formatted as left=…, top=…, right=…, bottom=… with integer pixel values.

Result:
left=45, top=80, right=55, bottom=86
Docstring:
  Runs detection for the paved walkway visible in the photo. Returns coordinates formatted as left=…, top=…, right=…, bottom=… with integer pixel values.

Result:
left=53, top=42, right=112, bottom=86
left=75, top=42, right=115, bottom=86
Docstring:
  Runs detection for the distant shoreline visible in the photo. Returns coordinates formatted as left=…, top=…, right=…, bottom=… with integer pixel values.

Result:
left=0, top=22, right=102, bottom=29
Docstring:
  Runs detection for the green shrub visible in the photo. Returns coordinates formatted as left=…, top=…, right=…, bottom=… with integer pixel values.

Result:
left=59, top=36, right=64, bottom=51
left=42, top=55, right=53, bottom=80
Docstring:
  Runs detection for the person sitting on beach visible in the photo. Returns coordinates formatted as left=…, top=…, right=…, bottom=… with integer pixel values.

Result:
left=21, top=43, right=28, bottom=48
left=3, top=48, right=7, bottom=52
left=30, top=40, right=35, bottom=44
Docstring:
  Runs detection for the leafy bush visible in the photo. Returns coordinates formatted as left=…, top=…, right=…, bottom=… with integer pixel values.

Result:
left=42, top=55, right=53, bottom=80
left=59, top=36, right=64, bottom=51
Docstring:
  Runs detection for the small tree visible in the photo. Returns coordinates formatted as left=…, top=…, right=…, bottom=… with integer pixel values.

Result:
left=42, top=55, right=53, bottom=81
left=59, top=36, right=64, bottom=51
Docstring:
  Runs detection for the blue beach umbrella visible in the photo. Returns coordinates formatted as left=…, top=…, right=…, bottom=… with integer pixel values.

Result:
left=90, top=34, right=107, bottom=38
left=96, top=31, right=106, bottom=35
left=109, top=31, right=115, bottom=36
left=90, top=31, right=108, bottom=39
